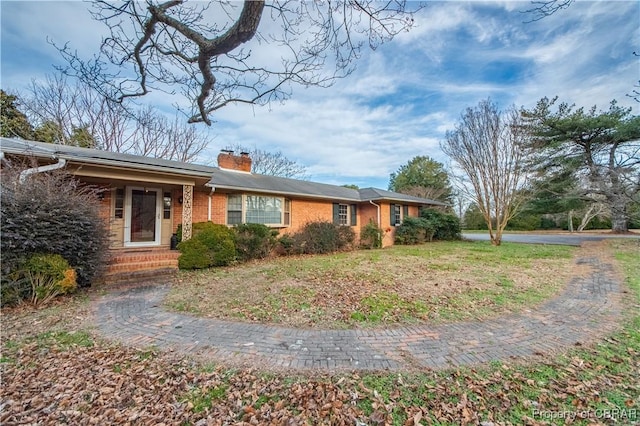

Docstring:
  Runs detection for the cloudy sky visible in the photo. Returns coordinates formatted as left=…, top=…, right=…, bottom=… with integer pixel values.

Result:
left=1, top=1, right=638, bottom=189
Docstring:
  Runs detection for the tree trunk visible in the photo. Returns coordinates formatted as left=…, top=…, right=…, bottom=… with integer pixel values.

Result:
left=610, top=197, right=629, bottom=233
left=567, top=210, right=574, bottom=233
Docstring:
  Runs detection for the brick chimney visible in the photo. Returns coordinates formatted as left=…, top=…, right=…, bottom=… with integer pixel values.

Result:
left=217, top=150, right=252, bottom=173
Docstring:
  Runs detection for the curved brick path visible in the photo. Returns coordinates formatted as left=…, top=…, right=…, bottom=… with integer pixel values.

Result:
left=94, top=251, right=623, bottom=371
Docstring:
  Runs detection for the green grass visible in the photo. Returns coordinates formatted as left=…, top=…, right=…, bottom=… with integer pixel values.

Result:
left=167, top=241, right=574, bottom=328
left=176, top=240, right=639, bottom=425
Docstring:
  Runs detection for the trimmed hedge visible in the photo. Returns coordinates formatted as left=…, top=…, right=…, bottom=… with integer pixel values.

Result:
left=177, top=222, right=236, bottom=269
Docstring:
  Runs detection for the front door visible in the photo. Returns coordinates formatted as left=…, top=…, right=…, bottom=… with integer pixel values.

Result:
left=124, top=187, right=162, bottom=247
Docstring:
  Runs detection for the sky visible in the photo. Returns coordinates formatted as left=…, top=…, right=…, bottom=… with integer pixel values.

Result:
left=1, top=1, right=638, bottom=190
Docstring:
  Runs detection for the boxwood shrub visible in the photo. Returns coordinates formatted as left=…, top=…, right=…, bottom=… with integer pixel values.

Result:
left=177, top=222, right=236, bottom=269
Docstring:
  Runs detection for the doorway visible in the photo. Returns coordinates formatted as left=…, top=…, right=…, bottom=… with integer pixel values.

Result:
left=124, top=187, right=162, bottom=246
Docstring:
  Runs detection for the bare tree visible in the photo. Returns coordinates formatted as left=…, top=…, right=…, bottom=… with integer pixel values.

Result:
left=441, top=99, right=530, bottom=246
left=55, top=1, right=419, bottom=125
left=223, top=144, right=307, bottom=179
left=20, top=73, right=208, bottom=162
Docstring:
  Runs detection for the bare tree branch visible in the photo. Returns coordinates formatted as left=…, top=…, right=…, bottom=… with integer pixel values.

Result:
left=521, top=0, right=573, bottom=22
left=54, top=0, right=420, bottom=125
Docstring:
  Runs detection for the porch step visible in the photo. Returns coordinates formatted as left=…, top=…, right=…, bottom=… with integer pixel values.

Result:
left=105, top=248, right=181, bottom=284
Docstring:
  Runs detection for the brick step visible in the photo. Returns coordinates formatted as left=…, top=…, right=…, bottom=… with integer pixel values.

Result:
left=103, top=268, right=177, bottom=285
left=109, top=249, right=180, bottom=262
left=106, top=260, right=179, bottom=274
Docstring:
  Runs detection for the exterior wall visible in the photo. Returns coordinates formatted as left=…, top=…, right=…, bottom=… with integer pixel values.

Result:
left=287, top=199, right=333, bottom=233
left=379, top=202, right=395, bottom=247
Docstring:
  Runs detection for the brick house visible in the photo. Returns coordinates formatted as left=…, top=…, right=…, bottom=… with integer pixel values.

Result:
left=1, top=138, right=446, bottom=279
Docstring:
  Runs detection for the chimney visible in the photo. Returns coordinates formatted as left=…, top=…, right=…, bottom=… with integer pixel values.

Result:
left=217, top=150, right=252, bottom=172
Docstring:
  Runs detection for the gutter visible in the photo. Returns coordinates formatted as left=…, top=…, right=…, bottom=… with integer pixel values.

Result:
left=19, top=158, right=67, bottom=183
left=369, top=200, right=381, bottom=227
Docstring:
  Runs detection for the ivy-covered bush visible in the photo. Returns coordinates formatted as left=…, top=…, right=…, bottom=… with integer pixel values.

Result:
left=1, top=161, right=109, bottom=305
left=177, top=222, right=236, bottom=269
left=233, top=223, right=278, bottom=261
left=21, top=254, right=77, bottom=306
left=419, top=209, right=461, bottom=241
left=287, top=221, right=355, bottom=255
left=360, top=220, right=384, bottom=249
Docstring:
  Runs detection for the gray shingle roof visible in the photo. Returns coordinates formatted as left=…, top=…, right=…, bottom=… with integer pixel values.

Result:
left=209, top=168, right=446, bottom=205
left=208, top=168, right=361, bottom=201
left=1, top=137, right=446, bottom=206
left=0, top=137, right=216, bottom=177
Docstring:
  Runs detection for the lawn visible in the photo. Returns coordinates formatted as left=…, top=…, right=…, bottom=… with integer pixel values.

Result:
left=165, top=241, right=577, bottom=328
left=1, top=240, right=637, bottom=425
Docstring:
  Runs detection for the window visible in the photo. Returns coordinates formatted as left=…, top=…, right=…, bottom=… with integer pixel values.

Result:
left=338, top=204, right=348, bottom=225
left=114, top=188, right=124, bottom=219
left=390, top=204, right=406, bottom=226
left=227, top=194, right=289, bottom=226
left=284, top=199, right=291, bottom=226
left=246, top=195, right=282, bottom=224
left=163, top=192, right=172, bottom=219
left=333, top=203, right=357, bottom=226
left=227, top=194, right=243, bottom=225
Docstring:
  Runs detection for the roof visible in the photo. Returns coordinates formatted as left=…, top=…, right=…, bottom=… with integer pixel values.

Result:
left=1, top=137, right=447, bottom=206
left=0, top=137, right=216, bottom=177
left=208, top=168, right=447, bottom=206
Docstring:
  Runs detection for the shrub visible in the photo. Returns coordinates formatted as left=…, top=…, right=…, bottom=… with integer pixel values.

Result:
left=419, top=209, right=461, bottom=240
left=177, top=222, right=236, bottom=269
left=1, top=161, right=109, bottom=305
left=21, top=254, right=77, bottom=306
left=233, top=223, right=278, bottom=261
left=360, top=220, right=384, bottom=249
left=276, top=233, right=295, bottom=256
left=539, top=217, right=558, bottom=230
left=288, top=221, right=355, bottom=255
left=394, top=217, right=431, bottom=245
left=506, top=213, right=541, bottom=231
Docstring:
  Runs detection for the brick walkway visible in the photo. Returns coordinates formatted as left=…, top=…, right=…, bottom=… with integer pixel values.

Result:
left=94, top=251, right=623, bottom=371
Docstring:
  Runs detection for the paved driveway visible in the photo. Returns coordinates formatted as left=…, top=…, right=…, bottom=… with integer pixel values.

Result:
left=94, top=243, right=624, bottom=371
left=463, top=232, right=640, bottom=246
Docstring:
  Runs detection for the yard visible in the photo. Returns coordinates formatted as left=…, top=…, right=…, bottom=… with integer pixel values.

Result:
left=1, top=240, right=638, bottom=425
left=166, top=241, right=577, bottom=328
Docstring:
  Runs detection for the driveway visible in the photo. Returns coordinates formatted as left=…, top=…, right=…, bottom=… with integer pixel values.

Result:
left=94, top=242, right=623, bottom=371
left=463, top=231, right=640, bottom=246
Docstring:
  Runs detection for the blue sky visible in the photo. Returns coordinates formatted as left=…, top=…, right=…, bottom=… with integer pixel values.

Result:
left=1, top=1, right=638, bottom=189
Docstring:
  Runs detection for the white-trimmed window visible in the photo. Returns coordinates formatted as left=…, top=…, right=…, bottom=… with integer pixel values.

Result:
left=333, top=203, right=357, bottom=226
left=390, top=204, right=409, bottom=226
left=227, top=194, right=290, bottom=226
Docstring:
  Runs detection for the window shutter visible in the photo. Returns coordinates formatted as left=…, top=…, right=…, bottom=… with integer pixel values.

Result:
left=350, top=204, right=357, bottom=226
left=333, top=203, right=340, bottom=225
left=390, top=204, right=396, bottom=226
left=403, top=205, right=409, bottom=220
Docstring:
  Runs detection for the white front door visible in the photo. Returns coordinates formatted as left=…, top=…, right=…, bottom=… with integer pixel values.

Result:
left=124, top=186, right=162, bottom=247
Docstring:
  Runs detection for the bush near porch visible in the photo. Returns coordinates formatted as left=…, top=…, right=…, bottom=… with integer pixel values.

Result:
left=176, top=221, right=356, bottom=270
left=0, top=162, right=109, bottom=306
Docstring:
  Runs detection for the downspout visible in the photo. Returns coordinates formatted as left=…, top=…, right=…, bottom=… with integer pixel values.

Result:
left=208, top=187, right=215, bottom=221
left=19, top=157, right=67, bottom=183
left=369, top=200, right=381, bottom=227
